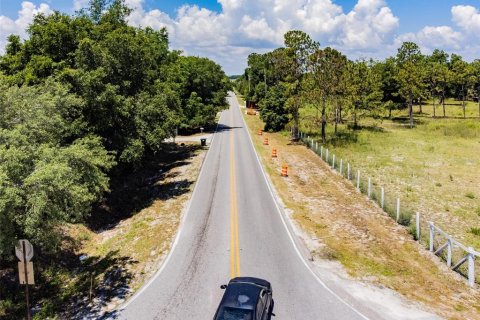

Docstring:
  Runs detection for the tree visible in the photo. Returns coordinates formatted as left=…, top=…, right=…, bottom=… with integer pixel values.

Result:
left=0, top=81, right=115, bottom=252
left=470, top=59, right=480, bottom=118
left=425, top=50, right=449, bottom=117
left=259, top=84, right=289, bottom=131
left=283, top=30, right=319, bottom=138
left=308, top=47, right=347, bottom=141
left=395, top=42, right=425, bottom=127
left=0, top=0, right=229, bottom=257
left=450, top=54, right=474, bottom=118
left=349, top=59, right=383, bottom=127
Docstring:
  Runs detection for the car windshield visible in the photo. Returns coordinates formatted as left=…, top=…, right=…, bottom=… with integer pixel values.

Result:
left=216, top=307, right=254, bottom=320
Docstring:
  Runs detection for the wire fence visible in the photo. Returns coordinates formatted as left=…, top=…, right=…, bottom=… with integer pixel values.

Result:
left=299, top=131, right=478, bottom=287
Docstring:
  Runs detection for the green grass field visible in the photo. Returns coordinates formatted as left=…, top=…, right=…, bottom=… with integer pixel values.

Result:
left=299, top=100, right=480, bottom=249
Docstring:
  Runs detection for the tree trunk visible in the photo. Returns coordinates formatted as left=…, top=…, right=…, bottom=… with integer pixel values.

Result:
left=321, top=117, right=326, bottom=143
left=321, top=98, right=327, bottom=143
left=334, top=98, right=338, bottom=135
left=431, top=91, right=435, bottom=118
left=442, top=92, right=446, bottom=117
left=462, top=85, right=466, bottom=119
left=353, top=104, right=358, bottom=128
left=388, top=104, right=392, bottom=119
left=409, top=93, right=414, bottom=128
left=419, top=98, right=423, bottom=114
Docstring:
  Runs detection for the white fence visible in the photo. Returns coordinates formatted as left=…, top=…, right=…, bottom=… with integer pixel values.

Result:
left=429, top=222, right=479, bottom=287
left=299, top=131, right=479, bottom=287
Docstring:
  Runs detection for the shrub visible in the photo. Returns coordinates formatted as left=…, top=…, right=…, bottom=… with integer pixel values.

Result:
left=465, top=192, right=475, bottom=199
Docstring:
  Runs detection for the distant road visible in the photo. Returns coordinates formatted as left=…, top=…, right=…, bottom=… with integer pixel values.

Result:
left=118, top=92, right=371, bottom=319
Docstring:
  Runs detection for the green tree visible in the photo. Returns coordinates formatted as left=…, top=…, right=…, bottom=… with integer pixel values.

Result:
left=283, top=30, right=319, bottom=138
left=450, top=54, right=475, bottom=118
left=395, top=42, right=425, bottom=127
left=259, top=84, right=289, bottom=131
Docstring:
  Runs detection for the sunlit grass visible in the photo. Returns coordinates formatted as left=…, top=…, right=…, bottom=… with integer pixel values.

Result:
left=299, top=102, right=480, bottom=249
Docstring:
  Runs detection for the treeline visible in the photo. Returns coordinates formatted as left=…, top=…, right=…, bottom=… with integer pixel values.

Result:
left=0, top=0, right=230, bottom=257
left=236, top=30, right=480, bottom=140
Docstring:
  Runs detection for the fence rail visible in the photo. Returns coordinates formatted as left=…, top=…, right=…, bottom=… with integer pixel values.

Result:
left=299, top=131, right=479, bottom=287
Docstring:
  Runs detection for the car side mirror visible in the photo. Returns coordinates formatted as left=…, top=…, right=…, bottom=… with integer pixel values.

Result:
left=271, top=313, right=276, bottom=317
left=220, top=284, right=227, bottom=289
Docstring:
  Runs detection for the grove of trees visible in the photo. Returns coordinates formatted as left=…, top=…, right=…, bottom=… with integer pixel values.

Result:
left=0, top=0, right=230, bottom=258
left=236, top=31, right=480, bottom=140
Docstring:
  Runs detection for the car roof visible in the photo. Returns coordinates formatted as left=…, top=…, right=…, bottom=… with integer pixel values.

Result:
left=229, top=277, right=271, bottom=289
left=221, top=282, right=263, bottom=311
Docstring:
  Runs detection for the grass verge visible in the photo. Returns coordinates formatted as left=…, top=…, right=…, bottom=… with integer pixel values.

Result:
left=239, top=94, right=480, bottom=320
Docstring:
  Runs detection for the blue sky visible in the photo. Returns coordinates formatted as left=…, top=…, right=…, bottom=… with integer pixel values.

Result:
left=1, top=0, right=480, bottom=74
left=2, top=0, right=480, bottom=32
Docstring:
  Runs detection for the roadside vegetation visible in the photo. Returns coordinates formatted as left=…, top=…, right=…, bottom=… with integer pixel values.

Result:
left=235, top=30, right=480, bottom=265
left=0, top=0, right=229, bottom=318
left=239, top=93, right=480, bottom=319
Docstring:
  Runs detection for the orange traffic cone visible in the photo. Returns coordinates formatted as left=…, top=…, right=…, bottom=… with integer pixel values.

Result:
left=281, top=165, right=288, bottom=177
left=263, top=137, right=269, bottom=145
left=272, top=148, right=277, bottom=158
left=258, top=129, right=263, bottom=136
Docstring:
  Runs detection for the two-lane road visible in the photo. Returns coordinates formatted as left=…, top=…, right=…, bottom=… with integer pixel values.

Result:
left=118, top=92, right=370, bottom=319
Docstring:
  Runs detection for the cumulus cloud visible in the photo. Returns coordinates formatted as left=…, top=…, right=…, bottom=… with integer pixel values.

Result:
left=391, top=5, right=480, bottom=59
left=0, top=1, right=52, bottom=54
left=396, top=26, right=463, bottom=52
left=2, top=1, right=480, bottom=74
left=451, top=5, right=480, bottom=33
left=122, top=0, right=402, bottom=73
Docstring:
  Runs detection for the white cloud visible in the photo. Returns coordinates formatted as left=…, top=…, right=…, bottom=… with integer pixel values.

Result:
left=396, top=26, right=463, bottom=52
left=122, top=0, right=403, bottom=73
left=73, top=0, right=89, bottom=11
left=451, top=5, right=480, bottom=33
left=0, top=1, right=52, bottom=54
left=2, top=1, right=480, bottom=74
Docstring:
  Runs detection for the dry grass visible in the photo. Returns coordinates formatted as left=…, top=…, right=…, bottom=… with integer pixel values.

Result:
left=240, top=96, right=480, bottom=319
left=66, top=143, right=207, bottom=313
left=299, top=103, right=480, bottom=250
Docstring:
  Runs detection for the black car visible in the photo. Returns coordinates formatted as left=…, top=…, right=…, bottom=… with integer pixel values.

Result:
left=213, top=277, right=275, bottom=320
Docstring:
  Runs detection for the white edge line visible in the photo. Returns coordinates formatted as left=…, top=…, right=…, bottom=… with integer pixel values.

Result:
left=235, top=94, right=371, bottom=320
left=119, top=112, right=224, bottom=310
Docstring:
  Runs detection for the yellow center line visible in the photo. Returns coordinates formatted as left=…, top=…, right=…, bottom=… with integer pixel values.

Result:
left=230, top=108, right=241, bottom=279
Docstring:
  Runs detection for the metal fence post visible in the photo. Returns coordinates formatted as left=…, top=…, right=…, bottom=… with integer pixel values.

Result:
left=396, top=198, right=400, bottom=222
left=332, top=154, right=335, bottom=169
left=339, top=159, right=343, bottom=176
left=320, top=146, right=323, bottom=159
left=381, top=187, right=385, bottom=209
left=468, top=247, right=475, bottom=287
left=447, top=237, right=452, bottom=267
left=429, top=222, right=434, bottom=252
left=368, top=178, right=371, bottom=198
left=347, top=163, right=350, bottom=180
left=315, top=142, right=318, bottom=152
left=326, top=149, right=329, bottom=164
left=415, top=212, right=420, bottom=241
left=356, top=171, right=360, bottom=190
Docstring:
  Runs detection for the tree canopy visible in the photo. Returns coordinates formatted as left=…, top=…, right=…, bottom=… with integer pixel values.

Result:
left=236, top=30, right=480, bottom=136
left=0, top=0, right=230, bottom=256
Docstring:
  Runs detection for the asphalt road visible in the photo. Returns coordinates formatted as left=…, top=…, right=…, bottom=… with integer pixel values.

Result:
left=118, top=92, right=372, bottom=320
